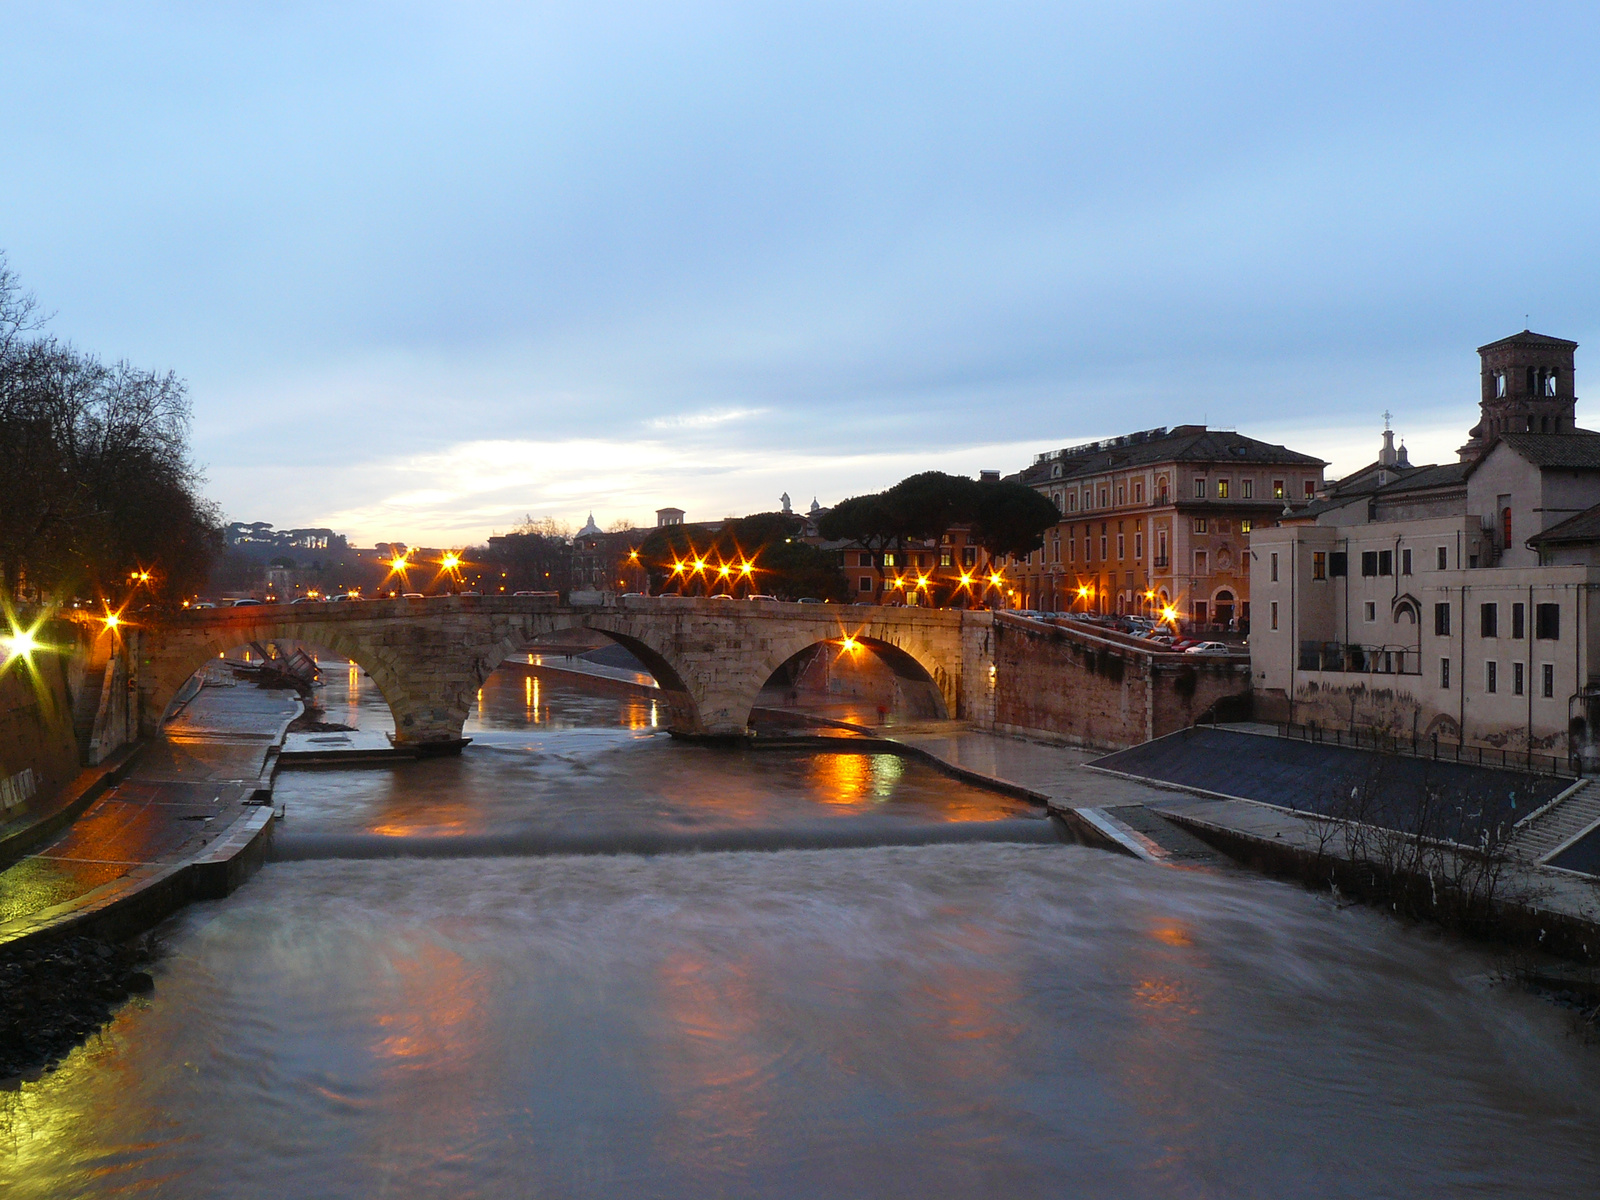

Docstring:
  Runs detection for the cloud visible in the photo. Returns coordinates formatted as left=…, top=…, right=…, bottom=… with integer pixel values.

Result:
left=645, top=408, right=768, bottom=431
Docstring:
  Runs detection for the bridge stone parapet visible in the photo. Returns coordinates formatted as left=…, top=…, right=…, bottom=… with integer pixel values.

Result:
left=138, top=596, right=990, bottom=748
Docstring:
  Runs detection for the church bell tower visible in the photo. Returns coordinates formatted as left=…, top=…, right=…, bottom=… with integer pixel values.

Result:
left=1460, top=330, right=1579, bottom=460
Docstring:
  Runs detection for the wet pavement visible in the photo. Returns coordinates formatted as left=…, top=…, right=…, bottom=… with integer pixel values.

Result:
left=0, top=672, right=297, bottom=932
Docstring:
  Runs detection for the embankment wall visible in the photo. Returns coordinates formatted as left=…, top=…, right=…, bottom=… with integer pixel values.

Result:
left=1, top=621, right=84, bottom=826
left=992, top=616, right=1250, bottom=749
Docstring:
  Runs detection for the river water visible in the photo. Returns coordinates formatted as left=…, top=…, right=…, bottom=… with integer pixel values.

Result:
left=3, top=665, right=1599, bottom=1198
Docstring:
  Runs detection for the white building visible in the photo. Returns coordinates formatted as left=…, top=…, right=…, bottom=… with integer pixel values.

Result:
left=1252, top=331, right=1600, bottom=767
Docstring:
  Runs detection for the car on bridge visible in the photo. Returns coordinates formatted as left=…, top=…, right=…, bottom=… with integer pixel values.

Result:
left=1184, top=641, right=1232, bottom=655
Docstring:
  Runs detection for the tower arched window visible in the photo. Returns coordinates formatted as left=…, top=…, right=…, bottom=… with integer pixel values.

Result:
left=1502, top=506, right=1512, bottom=549
left=1495, top=372, right=1506, bottom=398
left=1547, top=369, right=1558, bottom=397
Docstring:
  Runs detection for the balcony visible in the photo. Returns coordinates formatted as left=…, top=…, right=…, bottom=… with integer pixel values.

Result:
left=1297, top=641, right=1420, bottom=676
left=1152, top=556, right=1170, bottom=569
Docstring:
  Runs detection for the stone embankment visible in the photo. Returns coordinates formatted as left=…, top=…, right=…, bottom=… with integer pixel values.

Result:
left=0, top=666, right=295, bottom=1078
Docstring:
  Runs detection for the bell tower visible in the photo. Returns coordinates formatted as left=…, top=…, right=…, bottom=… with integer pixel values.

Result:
left=1460, top=331, right=1579, bottom=460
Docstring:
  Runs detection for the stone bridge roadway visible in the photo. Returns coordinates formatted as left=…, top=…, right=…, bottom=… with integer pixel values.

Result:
left=138, top=595, right=997, bottom=749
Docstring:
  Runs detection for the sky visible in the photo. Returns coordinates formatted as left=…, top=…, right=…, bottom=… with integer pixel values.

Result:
left=4, top=2, right=1600, bottom=546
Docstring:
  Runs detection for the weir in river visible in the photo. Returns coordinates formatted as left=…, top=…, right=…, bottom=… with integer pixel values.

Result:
left=2, top=664, right=1599, bottom=1197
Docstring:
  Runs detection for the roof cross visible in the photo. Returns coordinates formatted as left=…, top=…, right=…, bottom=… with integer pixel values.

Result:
left=1382, top=410, right=1392, bottom=431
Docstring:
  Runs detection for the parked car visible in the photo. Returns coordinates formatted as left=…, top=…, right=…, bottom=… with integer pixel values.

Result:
left=796, top=597, right=824, bottom=604
left=191, top=601, right=216, bottom=609
left=289, top=596, right=320, bottom=604
left=1184, top=641, right=1231, bottom=655
left=403, top=593, right=425, bottom=599
left=747, top=594, right=778, bottom=601
left=231, top=598, right=262, bottom=607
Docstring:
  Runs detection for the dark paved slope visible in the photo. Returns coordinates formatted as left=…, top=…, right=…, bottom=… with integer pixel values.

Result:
left=1092, top=727, right=1567, bottom=844
left=1549, top=824, right=1600, bottom=876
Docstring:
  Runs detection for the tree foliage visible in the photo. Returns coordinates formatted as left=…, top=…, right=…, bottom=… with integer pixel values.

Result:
left=0, top=253, right=221, bottom=605
left=468, top=515, right=574, bottom=592
left=638, top=512, right=846, bottom=601
left=817, top=471, right=1059, bottom=558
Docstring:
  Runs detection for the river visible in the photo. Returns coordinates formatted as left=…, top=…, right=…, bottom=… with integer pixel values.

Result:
left=2, top=663, right=1598, bottom=1197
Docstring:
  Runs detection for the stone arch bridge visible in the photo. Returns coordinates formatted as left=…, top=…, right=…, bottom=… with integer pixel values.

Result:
left=138, top=595, right=997, bottom=749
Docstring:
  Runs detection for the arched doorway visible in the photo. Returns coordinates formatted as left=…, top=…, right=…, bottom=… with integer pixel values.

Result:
left=1214, top=590, right=1236, bottom=629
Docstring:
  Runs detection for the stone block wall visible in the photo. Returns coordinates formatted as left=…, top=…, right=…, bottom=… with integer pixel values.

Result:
left=992, top=616, right=1250, bottom=749
left=1, top=619, right=86, bottom=826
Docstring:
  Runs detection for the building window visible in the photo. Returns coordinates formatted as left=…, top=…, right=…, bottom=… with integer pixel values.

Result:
left=1194, top=518, right=1208, bottom=534
left=1099, top=488, right=1109, bottom=508
left=1240, top=519, right=1252, bottom=533
left=1158, top=530, right=1168, bottom=562
left=1361, top=551, right=1378, bottom=576
left=1118, top=485, right=1126, bottom=506
left=1273, top=479, right=1285, bottom=500
left=1134, top=532, right=1143, bottom=559
left=1486, top=661, right=1498, bottom=694
left=859, top=577, right=873, bottom=592
left=1304, top=480, right=1316, bottom=498
left=1195, top=551, right=1209, bottom=574
left=1312, top=552, right=1326, bottom=580
left=1512, top=602, right=1525, bottom=639
left=1441, top=658, right=1450, bottom=689
left=883, top=553, right=896, bottom=567
left=1117, top=534, right=1125, bottom=560
left=1100, top=532, right=1109, bottom=559
left=1514, top=662, right=1525, bottom=696
left=1269, top=601, right=1279, bottom=630
left=1437, top=546, right=1448, bottom=570
left=1434, top=602, right=1451, bottom=636
left=1243, top=479, right=1254, bottom=499
left=1194, top=478, right=1206, bottom=498
left=1401, top=548, right=1412, bottom=575
left=857, top=552, right=871, bottom=567
left=1069, top=492, right=1078, bottom=512
left=1544, top=663, right=1555, bottom=698
left=962, top=547, right=976, bottom=567
left=1536, top=603, right=1560, bottom=640
left=1378, top=550, right=1392, bottom=576
left=1053, top=493, right=1064, bottom=513
left=1050, top=541, right=1060, bottom=564
left=940, top=551, right=953, bottom=567
left=1329, top=551, right=1347, bottom=576
left=1480, top=603, right=1498, bottom=638
left=1134, top=481, right=1144, bottom=503
left=1217, top=479, right=1230, bottom=499
left=1270, top=552, right=1279, bottom=582
left=1364, top=601, right=1376, bottom=622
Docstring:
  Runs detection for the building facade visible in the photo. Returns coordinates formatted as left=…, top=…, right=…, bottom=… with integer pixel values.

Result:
left=1253, top=331, right=1600, bottom=763
left=1008, top=425, right=1325, bottom=628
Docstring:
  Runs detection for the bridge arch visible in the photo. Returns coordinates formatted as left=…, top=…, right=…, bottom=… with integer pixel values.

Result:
left=474, top=623, right=704, bottom=733
left=143, top=624, right=407, bottom=737
left=754, top=635, right=950, bottom=727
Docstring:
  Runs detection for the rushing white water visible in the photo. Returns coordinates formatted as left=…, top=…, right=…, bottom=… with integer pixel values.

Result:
left=2, top=669, right=1598, bottom=1197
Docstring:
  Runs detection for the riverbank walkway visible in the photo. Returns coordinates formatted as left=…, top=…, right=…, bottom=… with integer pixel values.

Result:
left=0, top=671, right=294, bottom=946
left=878, top=721, right=1600, bottom=943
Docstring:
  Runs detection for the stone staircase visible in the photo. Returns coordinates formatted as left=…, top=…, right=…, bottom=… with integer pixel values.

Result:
left=1508, top=779, right=1600, bottom=864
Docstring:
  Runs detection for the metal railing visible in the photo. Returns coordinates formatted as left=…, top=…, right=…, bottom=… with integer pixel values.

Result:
left=1277, top=721, right=1577, bottom=779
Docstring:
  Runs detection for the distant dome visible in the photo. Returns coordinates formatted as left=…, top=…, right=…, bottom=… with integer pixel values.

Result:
left=577, top=513, right=602, bottom=537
